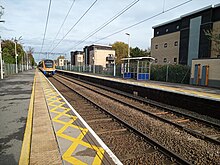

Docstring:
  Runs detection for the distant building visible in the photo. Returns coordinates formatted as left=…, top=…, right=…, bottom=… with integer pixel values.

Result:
left=56, top=55, right=65, bottom=67
left=151, top=4, right=220, bottom=65
left=70, top=51, right=84, bottom=66
left=83, top=44, right=115, bottom=67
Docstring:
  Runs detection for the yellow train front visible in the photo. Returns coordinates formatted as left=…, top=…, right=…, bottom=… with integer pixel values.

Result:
left=38, top=59, right=56, bottom=76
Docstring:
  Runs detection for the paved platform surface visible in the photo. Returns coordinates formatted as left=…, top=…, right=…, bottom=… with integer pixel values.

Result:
left=121, top=79, right=220, bottom=101
left=27, top=71, right=121, bottom=165
left=0, top=70, right=35, bottom=164
left=57, top=70, right=220, bottom=102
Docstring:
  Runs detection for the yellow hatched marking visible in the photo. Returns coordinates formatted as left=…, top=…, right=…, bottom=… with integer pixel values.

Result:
left=40, top=74, right=105, bottom=165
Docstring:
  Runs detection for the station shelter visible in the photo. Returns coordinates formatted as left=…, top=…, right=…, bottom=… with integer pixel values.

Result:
left=121, top=57, right=155, bottom=80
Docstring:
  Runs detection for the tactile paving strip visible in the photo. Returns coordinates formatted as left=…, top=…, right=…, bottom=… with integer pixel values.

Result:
left=30, top=72, right=62, bottom=165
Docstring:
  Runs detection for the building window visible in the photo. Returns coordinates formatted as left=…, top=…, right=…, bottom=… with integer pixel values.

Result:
left=163, top=58, right=167, bottom=63
left=165, top=28, right=169, bottom=32
left=164, top=43, right=167, bottom=48
left=174, top=41, right=178, bottom=46
left=176, top=25, right=179, bottom=30
left=155, top=45, right=158, bottom=49
left=174, top=58, right=177, bottom=63
left=155, top=59, right=158, bottom=63
left=157, top=31, right=159, bottom=35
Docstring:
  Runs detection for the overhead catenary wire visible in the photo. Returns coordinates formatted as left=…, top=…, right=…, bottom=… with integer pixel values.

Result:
left=49, top=0, right=98, bottom=54
left=92, top=0, right=192, bottom=44
left=48, top=0, right=76, bottom=53
left=40, top=0, right=52, bottom=54
left=71, top=0, right=139, bottom=50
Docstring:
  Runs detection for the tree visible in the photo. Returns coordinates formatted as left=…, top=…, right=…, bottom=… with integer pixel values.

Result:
left=130, top=47, right=142, bottom=57
left=27, top=47, right=35, bottom=66
left=130, top=47, right=151, bottom=57
left=112, top=41, right=128, bottom=64
left=204, top=29, right=220, bottom=55
left=2, top=40, right=16, bottom=64
left=1, top=39, right=36, bottom=66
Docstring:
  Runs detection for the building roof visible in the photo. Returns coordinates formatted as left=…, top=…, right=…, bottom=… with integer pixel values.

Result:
left=92, top=44, right=112, bottom=48
left=152, top=3, right=220, bottom=29
left=180, top=5, right=212, bottom=18
left=152, top=18, right=181, bottom=29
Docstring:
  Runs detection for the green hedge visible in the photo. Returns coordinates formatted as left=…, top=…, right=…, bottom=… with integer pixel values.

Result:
left=150, top=64, right=190, bottom=84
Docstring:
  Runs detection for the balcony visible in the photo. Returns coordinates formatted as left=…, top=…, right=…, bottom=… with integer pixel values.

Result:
left=106, top=56, right=115, bottom=61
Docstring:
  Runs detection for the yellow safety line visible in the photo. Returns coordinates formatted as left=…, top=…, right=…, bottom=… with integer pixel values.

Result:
left=144, top=83, right=220, bottom=99
left=40, top=75, right=105, bottom=165
left=19, top=74, right=36, bottom=165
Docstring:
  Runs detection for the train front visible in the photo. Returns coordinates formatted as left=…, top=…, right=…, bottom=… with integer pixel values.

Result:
left=43, top=59, right=56, bottom=76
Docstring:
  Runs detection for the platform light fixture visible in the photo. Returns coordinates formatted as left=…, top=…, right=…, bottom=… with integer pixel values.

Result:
left=125, top=33, right=130, bottom=58
left=125, top=33, right=130, bottom=72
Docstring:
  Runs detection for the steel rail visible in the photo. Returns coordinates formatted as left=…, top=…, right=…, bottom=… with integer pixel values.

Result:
left=58, top=73, right=220, bottom=128
left=56, top=74, right=220, bottom=145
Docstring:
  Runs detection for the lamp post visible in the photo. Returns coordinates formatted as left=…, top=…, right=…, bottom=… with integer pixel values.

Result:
left=166, top=61, right=170, bottom=82
left=14, top=39, right=18, bottom=73
left=0, top=36, right=3, bottom=79
left=125, top=33, right=130, bottom=72
left=125, top=33, right=130, bottom=58
left=14, top=36, right=22, bottom=74
left=0, top=6, right=4, bottom=79
left=26, top=51, right=29, bottom=70
left=113, top=56, right=116, bottom=77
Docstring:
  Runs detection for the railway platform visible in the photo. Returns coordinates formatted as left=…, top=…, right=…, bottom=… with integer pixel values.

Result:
left=19, top=70, right=122, bottom=165
left=57, top=70, right=220, bottom=101
left=0, top=69, right=35, bottom=164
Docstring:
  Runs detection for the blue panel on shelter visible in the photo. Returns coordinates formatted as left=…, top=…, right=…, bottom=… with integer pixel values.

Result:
left=145, top=73, right=149, bottom=80
left=137, top=73, right=149, bottom=80
left=124, top=72, right=131, bottom=79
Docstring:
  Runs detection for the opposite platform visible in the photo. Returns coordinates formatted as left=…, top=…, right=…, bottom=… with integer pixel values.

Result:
left=57, top=70, right=220, bottom=102
left=21, top=71, right=122, bottom=165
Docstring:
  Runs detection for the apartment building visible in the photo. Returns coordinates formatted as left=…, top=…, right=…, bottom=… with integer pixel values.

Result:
left=83, top=44, right=115, bottom=67
left=151, top=4, right=220, bottom=66
left=56, top=55, right=65, bottom=67
left=70, top=51, right=84, bottom=66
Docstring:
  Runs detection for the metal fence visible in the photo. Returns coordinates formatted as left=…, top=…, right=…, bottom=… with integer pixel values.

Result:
left=56, top=64, right=123, bottom=78
left=0, top=63, right=30, bottom=78
left=56, top=64, right=191, bottom=84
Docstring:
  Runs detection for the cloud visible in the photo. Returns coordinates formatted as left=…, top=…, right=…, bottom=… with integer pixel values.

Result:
left=2, top=0, right=220, bottom=61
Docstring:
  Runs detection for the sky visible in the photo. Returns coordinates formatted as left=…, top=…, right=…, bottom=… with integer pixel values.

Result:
left=0, top=0, right=219, bottom=61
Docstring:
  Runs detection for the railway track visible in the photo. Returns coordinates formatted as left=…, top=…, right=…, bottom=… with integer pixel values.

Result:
left=49, top=76, right=189, bottom=164
left=57, top=73, right=220, bottom=145
left=49, top=74, right=220, bottom=164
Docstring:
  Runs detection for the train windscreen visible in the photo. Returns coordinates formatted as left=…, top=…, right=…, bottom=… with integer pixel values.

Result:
left=44, top=60, right=53, bottom=68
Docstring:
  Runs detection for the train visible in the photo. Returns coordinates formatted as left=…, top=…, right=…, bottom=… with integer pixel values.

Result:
left=38, top=59, right=56, bottom=76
